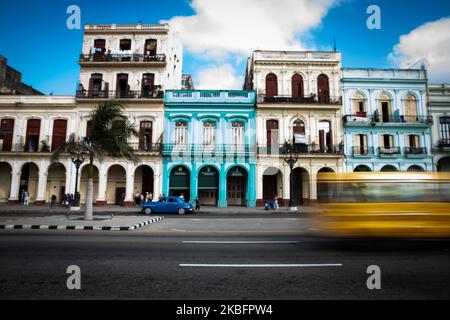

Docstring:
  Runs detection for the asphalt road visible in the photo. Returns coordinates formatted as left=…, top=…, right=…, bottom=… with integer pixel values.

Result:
left=1, top=218, right=450, bottom=300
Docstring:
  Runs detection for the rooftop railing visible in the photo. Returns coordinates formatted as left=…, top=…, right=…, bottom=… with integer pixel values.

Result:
left=79, top=53, right=166, bottom=63
left=76, top=89, right=164, bottom=99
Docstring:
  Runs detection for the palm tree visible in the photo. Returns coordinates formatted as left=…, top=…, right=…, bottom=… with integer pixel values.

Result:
left=52, top=101, right=139, bottom=220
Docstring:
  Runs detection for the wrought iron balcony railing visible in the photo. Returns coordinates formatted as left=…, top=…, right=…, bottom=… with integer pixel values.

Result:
left=76, top=89, right=163, bottom=99
left=162, top=144, right=256, bottom=157
left=404, top=147, right=427, bottom=155
left=344, top=114, right=433, bottom=125
left=437, top=139, right=450, bottom=148
left=257, top=144, right=344, bottom=155
left=79, top=53, right=166, bottom=63
left=257, top=94, right=341, bottom=105
left=128, top=143, right=162, bottom=153
left=352, top=146, right=375, bottom=156
left=378, top=147, right=401, bottom=155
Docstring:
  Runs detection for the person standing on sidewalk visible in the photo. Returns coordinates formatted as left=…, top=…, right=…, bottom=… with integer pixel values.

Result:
left=24, top=190, right=29, bottom=206
left=195, top=197, right=200, bottom=212
left=50, top=195, right=57, bottom=209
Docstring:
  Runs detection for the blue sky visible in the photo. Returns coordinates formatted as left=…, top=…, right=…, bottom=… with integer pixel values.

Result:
left=1, top=0, right=449, bottom=95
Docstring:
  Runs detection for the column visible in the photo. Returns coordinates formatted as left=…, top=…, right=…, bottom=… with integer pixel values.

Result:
left=8, top=164, right=21, bottom=204
left=124, top=163, right=134, bottom=207
left=282, top=164, right=290, bottom=207
left=190, top=164, right=198, bottom=203
left=256, top=164, right=263, bottom=206
left=218, top=164, right=227, bottom=208
left=96, top=164, right=107, bottom=206
left=246, top=164, right=256, bottom=208
left=154, top=163, right=162, bottom=198
left=35, top=167, right=48, bottom=205
left=310, top=172, right=318, bottom=205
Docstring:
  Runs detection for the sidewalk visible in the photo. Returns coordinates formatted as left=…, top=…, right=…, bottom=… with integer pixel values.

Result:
left=0, top=204, right=321, bottom=216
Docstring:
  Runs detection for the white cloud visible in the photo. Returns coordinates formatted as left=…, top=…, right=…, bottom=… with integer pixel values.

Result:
left=162, top=0, right=339, bottom=58
left=195, top=64, right=243, bottom=89
left=389, top=17, right=450, bottom=83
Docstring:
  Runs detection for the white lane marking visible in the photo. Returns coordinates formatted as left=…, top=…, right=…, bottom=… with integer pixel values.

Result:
left=179, top=263, right=342, bottom=268
left=182, top=241, right=301, bottom=244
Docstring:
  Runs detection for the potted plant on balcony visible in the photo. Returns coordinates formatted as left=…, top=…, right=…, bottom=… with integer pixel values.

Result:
left=40, top=140, right=50, bottom=152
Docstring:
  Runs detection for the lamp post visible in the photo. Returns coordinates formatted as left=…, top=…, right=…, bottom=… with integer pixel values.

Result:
left=282, top=140, right=298, bottom=210
left=70, top=143, right=86, bottom=209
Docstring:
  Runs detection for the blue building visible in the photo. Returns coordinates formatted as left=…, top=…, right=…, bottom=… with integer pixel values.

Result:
left=342, top=68, right=433, bottom=172
left=162, top=90, right=257, bottom=207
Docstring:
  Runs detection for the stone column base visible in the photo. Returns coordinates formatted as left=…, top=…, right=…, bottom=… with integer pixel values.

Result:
left=96, top=200, right=106, bottom=207
left=123, top=201, right=133, bottom=207
left=8, top=200, right=19, bottom=205
left=35, top=200, right=46, bottom=206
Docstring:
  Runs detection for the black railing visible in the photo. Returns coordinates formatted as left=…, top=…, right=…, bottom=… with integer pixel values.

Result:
left=79, top=53, right=166, bottom=63
left=438, top=139, right=450, bottom=148
left=162, top=144, right=256, bottom=157
left=378, top=147, right=401, bottom=155
left=129, top=143, right=162, bottom=153
left=404, top=147, right=427, bottom=155
left=352, top=146, right=374, bottom=156
left=257, top=144, right=344, bottom=155
left=344, top=114, right=433, bottom=125
left=76, top=89, right=164, bottom=99
left=257, top=94, right=341, bottom=105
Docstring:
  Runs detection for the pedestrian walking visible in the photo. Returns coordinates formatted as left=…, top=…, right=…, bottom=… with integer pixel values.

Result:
left=195, top=197, right=200, bottom=212
left=20, top=189, right=26, bottom=205
left=24, top=190, right=29, bottom=206
left=50, top=195, right=57, bottom=209
left=180, top=193, right=185, bottom=201
left=273, top=195, right=279, bottom=210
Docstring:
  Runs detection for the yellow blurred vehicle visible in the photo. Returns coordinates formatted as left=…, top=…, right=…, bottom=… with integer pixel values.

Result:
left=315, top=172, right=450, bottom=238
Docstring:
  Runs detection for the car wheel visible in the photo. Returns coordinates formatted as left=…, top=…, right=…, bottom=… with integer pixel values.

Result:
left=178, top=208, right=186, bottom=215
left=144, top=208, right=152, bottom=215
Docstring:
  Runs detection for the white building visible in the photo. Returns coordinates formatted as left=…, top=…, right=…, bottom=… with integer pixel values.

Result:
left=429, top=84, right=450, bottom=171
left=0, top=24, right=183, bottom=205
left=244, top=50, right=344, bottom=206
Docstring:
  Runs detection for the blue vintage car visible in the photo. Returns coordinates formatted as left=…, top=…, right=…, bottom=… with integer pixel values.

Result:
left=141, top=196, right=194, bottom=215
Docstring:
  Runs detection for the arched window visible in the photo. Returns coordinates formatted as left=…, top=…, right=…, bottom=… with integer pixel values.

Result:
left=404, top=93, right=418, bottom=123
left=378, top=92, right=392, bottom=123
left=93, top=39, right=106, bottom=61
left=317, top=74, right=330, bottom=104
left=353, top=92, right=366, bottom=115
left=265, top=74, right=278, bottom=98
left=174, top=121, right=188, bottom=145
left=291, top=74, right=304, bottom=99
left=293, top=120, right=307, bottom=152
left=139, top=121, right=153, bottom=151
left=231, top=121, right=245, bottom=147
left=203, top=121, right=217, bottom=146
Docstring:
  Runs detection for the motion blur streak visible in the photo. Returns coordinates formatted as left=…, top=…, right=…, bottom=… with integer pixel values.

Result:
left=314, top=172, right=450, bottom=238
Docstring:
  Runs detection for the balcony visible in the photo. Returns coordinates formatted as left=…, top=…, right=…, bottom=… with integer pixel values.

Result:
left=257, top=144, right=344, bottom=155
left=404, top=147, right=427, bottom=157
left=162, top=144, right=255, bottom=158
left=352, top=146, right=375, bottom=157
left=79, top=53, right=166, bottom=66
left=378, top=147, right=401, bottom=156
left=437, top=139, right=450, bottom=148
left=128, top=143, right=162, bottom=153
left=76, top=88, right=163, bottom=100
left=165, top=90, right=256, bottom=105
left=257, top=94, right=341, bottom=105
left=344, top=114, right=433, bottom=126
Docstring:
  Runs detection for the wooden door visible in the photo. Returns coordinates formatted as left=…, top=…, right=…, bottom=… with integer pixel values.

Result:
left=0, top=119, right=14, bottom=151
left=317, top=74, right=330, bottom=104
left=265, top=74, right=278, bottom=97
left=51, top=119, right=67, bottom=151
left=292, top=74, right=304, bottom=98
left=266, top=120, right=279, bottom=150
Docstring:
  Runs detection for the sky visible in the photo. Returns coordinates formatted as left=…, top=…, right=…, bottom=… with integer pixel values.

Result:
left=0, top=0, right=449, bottom=95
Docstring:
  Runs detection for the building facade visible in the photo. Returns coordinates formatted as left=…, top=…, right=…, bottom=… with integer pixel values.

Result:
left=0, top=55, right=43, bottom=95
left=342, top=68, right=433, bottom=173
left=244, top=50, right=345, bottom=206
left=162, top=90, right=257, bottom=207
left=429, top=84, right=450, bottom=171
left=0, top=24, right=183, bottom=205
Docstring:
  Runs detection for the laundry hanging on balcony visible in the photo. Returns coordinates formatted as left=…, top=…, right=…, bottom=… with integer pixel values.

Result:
left=294, top=133, right=307, bottom=144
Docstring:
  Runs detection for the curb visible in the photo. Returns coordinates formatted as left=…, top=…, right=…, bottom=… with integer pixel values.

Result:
left=0, top=216, right=164, bottom=231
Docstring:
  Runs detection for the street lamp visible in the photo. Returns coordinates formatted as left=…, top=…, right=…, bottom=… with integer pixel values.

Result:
left=70, top=141, right=87, bottom=209
left=282, top=140, right=298, bottom=210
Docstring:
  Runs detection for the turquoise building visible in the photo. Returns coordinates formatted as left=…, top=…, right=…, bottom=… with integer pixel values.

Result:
left=342, top=68, right=433, bottom=172
left=162, top=90, right=257, bottom=207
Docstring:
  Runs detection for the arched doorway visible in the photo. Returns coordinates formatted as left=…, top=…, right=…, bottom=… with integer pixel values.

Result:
left=265, top=73, right=278, bottom=97
left=438, top=157, right=450, bottom=172
left=292, top=167, right=309, bottom=205
left=19, top=162, right=39, bottom=204
left=354, top=165, right=372, bottom=172
left=0, top=162, right=12, bottom=203
left=317, top=167, right=335, bottom=203
left=80, top=165, right=99, bottom=204
left=263, top=167, right=282, bottom=202
left=407, top=165, right=425, bottom=172
left=317, top=74, right=330, bottom=104
left=227, top=166, right=248, bottom=206
left=169, top=165, right=190, bottom=201
left=380, top=165, right=398, bottom=172
left=134, top=165, right=154, bottom=202
left=106, top=165, right=127, bottom=205
left=46, top=163, right=66, bottom=203
left=198, top=165, right=219, bottom=206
